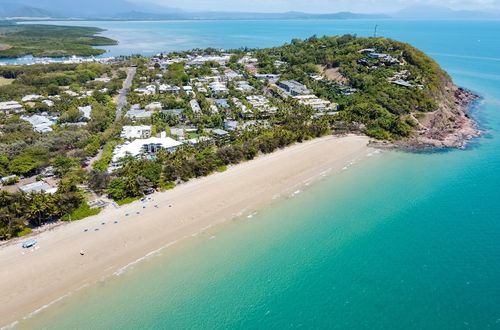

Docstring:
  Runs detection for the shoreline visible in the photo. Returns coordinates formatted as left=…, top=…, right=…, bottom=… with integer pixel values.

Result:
left=0, top=135, right=373, bottom=328
left=370, top=87, right=481, bottom=150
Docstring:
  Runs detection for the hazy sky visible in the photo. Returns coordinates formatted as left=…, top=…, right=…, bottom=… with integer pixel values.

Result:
left=136, top=0, right=499, bottom=13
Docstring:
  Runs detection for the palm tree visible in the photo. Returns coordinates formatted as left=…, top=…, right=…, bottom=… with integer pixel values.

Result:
left=0, top=190, right=12, bottom=207
left=27, top=194, right=45, bottom=227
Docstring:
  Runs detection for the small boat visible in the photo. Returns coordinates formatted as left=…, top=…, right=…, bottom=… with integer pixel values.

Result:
left=22, top=239, right=37, bottom=248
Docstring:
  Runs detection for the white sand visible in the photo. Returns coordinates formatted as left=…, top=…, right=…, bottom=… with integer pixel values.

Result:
left=0, top=135, right=371, bottom=327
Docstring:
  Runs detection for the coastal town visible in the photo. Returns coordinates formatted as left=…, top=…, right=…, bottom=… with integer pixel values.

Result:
left=0, top=3, right=492, bottom=328
left=0, top=34, right=473, bottom=239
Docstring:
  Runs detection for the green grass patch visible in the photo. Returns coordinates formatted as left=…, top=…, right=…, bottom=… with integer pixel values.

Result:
left=16, top=227, right=32, bottom=237
left=61, top=203, right=102, bottom=221
left=159, top=181, right=175, bottom=191
left=115, top=196, right=142, bottom=206
left=217, top=165, right=227, bottom=172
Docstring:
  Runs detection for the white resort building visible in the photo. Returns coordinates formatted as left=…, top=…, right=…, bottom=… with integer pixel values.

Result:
left=120, top=125, right=152, bottom=140
left=110, top=132, right=182, bottom=171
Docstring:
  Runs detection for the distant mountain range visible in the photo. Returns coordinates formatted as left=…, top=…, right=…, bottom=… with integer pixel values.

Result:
left=0, top=0, right=181, bottom=19
left=0, top=0, right=387, bottom=20
left=112, top=10, right=389, bottom=21
left=0, top=0, right=498, bottom=20
left=0, top=3, right=54, bottom=18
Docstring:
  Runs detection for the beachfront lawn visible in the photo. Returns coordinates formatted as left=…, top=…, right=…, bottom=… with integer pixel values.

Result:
left=15, top=227, right=32, bottom=237
left=61, top=203, right=102, bottom=221
left=115, top=196, right=142, bottom=206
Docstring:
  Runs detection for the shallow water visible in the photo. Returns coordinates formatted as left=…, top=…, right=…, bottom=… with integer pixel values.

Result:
left=10, top=19, right=500, bottom=329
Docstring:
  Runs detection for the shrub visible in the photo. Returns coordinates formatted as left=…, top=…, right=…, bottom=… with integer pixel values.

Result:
left=159, top=180, right=175, bottom=191
left=16, top=227, right=32, bottom=237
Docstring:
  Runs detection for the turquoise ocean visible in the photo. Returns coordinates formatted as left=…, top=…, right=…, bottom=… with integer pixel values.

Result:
left=11, top=20, right=500, bottom=329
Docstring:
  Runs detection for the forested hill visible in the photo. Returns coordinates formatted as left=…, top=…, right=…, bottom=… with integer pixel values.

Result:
left=253, top=35, right=477, bottom=146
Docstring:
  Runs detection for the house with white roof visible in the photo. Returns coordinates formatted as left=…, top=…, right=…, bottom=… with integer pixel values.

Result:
left=391, top=79, right=414, bottom=88
left=358, top=48, right=376, bottom=53
left=205, top=128, right=229, bottom=140
left=185, top=136, right=211, bottom=146
left=197, top=86, right=208, bottom=94
left=210, top=104, right=219, bottom=114
left=278, top=80, right=312, bottom=96
left=169, top=127, right=197, bottom=139
left=223, top=70, right=243, bottom=81
left=78, top=105, right=92, bottom=120
left=78, top=91, right=93, bottom=99
left=64, top=90, right=79, bottom=97
left=235, top=81, right=254, bottom=92
left=134, top=85, right=156, bottom=96
left=159, top=84, right=181, bottom=94
left=187, top=55, right=231, bottom=66
left=232, top=98, right=250, bottom=116
left=254, top=73, right=281, bottom=83
left=215, top=99, right=230, bottom=108
left=238, top=56, right=258, bottom=65
left=21, top=115, right=54, bottom=133
left=120, top=125, right=152, bottom=140
left=94, top=77, right=111, bottom=83
left=190, top=100, right=202, bottom=114
left=160, top=109, right=184, bottom=120
left=208, top=81, right=228, bottom=94
left=21, top=94, right=43, bottom=102
left=247, top=95, right=269, bottom=107
left=247, top=95, right=278, bottom=114
left=224, top=120, right=270, bottom=131
left=42, top=100, right=54, bottom=107
left=145, top=102, right=162, bottom=110
left=293, top=95, right=337, bottom=111
left=0, top=101, right=23, bottom=113
left=0, top=175, right=17, bottom=184
left=19, top=181, right=57, bottom=194
left=125, top=109, right=153, bottom=120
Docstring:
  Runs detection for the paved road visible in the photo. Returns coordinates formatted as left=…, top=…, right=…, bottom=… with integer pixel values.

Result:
left=86, top=149, right=103, bottom=172
left=115, top=67, right=137, bottom=121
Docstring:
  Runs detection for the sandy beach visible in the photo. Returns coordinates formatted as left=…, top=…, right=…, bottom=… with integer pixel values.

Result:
left=0, top=135, right=371, bottom=327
